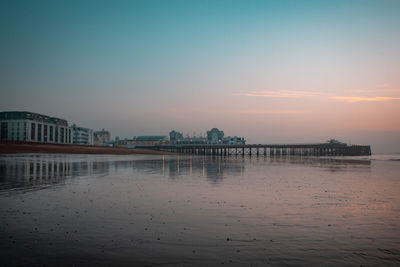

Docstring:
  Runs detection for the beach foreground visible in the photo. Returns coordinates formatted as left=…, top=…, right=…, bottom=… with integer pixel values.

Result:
left=1, top=154, right=399, bottom=266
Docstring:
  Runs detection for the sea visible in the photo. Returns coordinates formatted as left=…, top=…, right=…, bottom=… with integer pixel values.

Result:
left=0, top=153, right=399, bottom=266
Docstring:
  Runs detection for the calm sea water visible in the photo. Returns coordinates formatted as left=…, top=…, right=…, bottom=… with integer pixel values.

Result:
left=0, top=154, right=399, bottom=266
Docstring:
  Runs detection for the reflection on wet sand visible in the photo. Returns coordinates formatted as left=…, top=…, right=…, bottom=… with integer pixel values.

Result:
left=0, top=156, right=71, bottom=191
left=0, top=155, right=371, bottom=191
left=0, top=155, right=110, bottom=191
left=264, top=156, right=371, bottom=172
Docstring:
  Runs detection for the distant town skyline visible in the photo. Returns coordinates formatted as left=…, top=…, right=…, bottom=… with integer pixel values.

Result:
left=1, top=0, right=400, bottom=153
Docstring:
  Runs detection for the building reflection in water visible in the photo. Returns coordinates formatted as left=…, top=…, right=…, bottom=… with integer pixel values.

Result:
left=0, top=154, right=370, bottom=191
left=166, top=156, right=246, bottom=182
left=0, top=155, right=109, bottom=191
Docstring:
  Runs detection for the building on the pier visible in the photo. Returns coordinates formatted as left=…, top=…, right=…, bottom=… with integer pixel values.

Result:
left=133, top=136, right=168, bottom=146
left=169, top=130, right=207, bottom=145
left=169, top=129, right=245, bottom=145
left=181, top=136, right=207, bottom=145
left=71, top=124, right=94, bottom=145
left=207, top=128, right=224, bottom=144
left=326, top=139, right=346, bottom=146
left=0, top=111, right=72, bottom=144
left=113, top=136, right=168, bottom=148
left=94, top=128, right=110, bottom=146
left=223, top=136, right=246, bottom=145
left=169, top=130, right=183, bottom=145
left=112, top=138, right=135, bottom=148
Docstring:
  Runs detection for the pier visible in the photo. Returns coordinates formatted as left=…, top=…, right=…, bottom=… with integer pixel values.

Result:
left=145, top=143, right=371, bottom=156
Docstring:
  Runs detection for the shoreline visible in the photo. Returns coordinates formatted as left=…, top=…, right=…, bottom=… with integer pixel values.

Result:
left=0, top=141, right=172, bottom=155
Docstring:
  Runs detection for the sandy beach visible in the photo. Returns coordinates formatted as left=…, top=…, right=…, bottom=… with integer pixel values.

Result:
left=0, top=141, right=170, bottom=155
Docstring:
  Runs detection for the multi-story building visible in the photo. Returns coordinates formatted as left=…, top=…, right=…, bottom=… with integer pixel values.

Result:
left=71, top=124, right=94, bottom=145
left=207, top=128, right=224, bottom=144
left=0, top=111, right=72, bottom=144
left=94, top=129, right=110, bottom=146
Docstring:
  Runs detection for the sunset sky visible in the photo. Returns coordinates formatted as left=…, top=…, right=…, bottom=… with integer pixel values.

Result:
left=1, top=0, right=399, bottom=152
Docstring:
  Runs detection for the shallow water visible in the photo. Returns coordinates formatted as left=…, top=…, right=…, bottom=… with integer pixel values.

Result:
left=0, top=154, right=399, bottom=266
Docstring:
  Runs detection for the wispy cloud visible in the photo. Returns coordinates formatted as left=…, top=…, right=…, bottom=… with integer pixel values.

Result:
left=351, top=88, right=400, bottom=93
left=383, top=88, right=400, bottom=93
left=241, top=89, right=400, bottom=103
left=165, top=108, right=308, bottom=115
left=351, top=89, right=377, bottom=93
left=330, top=96, right=400, bottom=102
left=244, top=90, right=320, bottom=98
left=233, top=109, right=309, bottom=115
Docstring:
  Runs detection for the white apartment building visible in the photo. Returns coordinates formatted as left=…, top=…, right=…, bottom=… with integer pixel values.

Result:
left=71, top=124, right=94, bottom=145
left=0, top=111, right=72, bottom=144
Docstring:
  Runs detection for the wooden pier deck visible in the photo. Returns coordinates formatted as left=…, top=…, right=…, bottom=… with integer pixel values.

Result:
left=144, top=143, right=371, bottom=156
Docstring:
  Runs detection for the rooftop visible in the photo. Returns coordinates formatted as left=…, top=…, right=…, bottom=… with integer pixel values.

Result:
left=0, top=111, right=69, bottom=127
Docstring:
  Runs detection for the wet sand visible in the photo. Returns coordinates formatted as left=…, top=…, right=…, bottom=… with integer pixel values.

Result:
left=0, top=141, right=171, bottom=155
left=1, top=154, right=400, bottom=266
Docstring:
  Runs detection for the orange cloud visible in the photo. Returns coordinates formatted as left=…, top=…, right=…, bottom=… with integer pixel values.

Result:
left=351, top=88, right=400, bottom=93
left=241, top=89, right=400, bottom=103
left=233, top=109, right=309, bottom=115
left=330, top=96, right=400, bottom=102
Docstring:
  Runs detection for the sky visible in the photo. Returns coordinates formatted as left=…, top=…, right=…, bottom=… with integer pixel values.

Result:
left=0, top=0, right=400, bottom=153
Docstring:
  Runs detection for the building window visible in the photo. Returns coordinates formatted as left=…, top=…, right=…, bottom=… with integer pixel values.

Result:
left=31, top=123, right=36, bottom=140
left=60, top=128, right=64, bottom=143
left=11, top=126, right=14, bottom=140
left=44, top=125, right=48, bottom=142
left=37, top=124, right=42, bottom=142
left=16, top=122, right=20, bottom=140
left=23, top=122, right=27, bottom=140
left=49, top=126, right=53, bottom=141
left=1, top=122, right=8, bottom=139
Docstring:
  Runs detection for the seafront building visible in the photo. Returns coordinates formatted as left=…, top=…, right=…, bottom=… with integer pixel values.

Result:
left=71, top=124, right=94, bottom=145
left=0, top=110, right=244, bottom=148
left=0, top=111, right=72, bottom=144
left=94, top=129, right=111, bottom=146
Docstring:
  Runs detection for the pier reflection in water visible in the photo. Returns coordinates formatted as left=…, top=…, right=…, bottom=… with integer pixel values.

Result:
left=1, top=154, right=399, bottom=267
